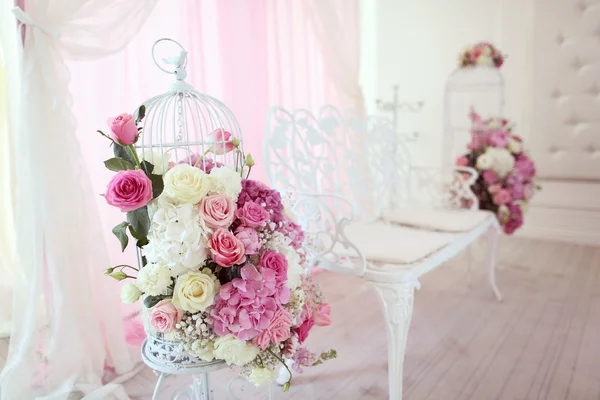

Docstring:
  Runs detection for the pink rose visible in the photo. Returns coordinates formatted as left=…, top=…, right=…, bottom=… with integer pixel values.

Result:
left=209, top=228, right=246, bottom=267
left=107, top=113, right=139, bottom=145
left=234, top=226, right=261, bottom=255
left=253, top=308, right=293, bottom=350
left=296, top=318, right=314, bottom=344
left=493, top=189, right=512, bottom=205
left=105, top=169, right=153, bottom=212
left=456, top=156, right=469, bottom=167
left=200, top=194, right=236, bottom=228
left=483, top=170, right=498, bottom=184
left=260, top=250, right=288, bottom=287
left=488, top=184, right=502, bottom=195
left=502, top=204, right=523, bottom=235
left=208, top=128, right=235, bottom=155
left=149, top=299, right=184, bottom=333
left=313, top=304, right=331, bottom=327
left=235, top=201, right=269, bottom=228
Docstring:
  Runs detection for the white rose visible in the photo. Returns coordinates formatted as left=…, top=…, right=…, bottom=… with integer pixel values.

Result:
left=172, top=268, right=220, bottom=313
left=508, top=138, right=522, bottom=154
left=163, top=163, right=210, bottom=204
left=140, top=150, right=171, bottom=175
left=247, top=367, right=277, bottom=387
left=487, top=147, right=515, bottom=177
left=136, top=263, right=172, bottom=295
left=121, top=284, right=142, bottom=304
left=486, top=119, right=502, bottom=130
left=207, top=166, right=242, bottom=201
left=476, top=153, right=493, bottom=170
left=213, top=334, right=259, bottom=366
left=476, top=55, right=494, bottom=66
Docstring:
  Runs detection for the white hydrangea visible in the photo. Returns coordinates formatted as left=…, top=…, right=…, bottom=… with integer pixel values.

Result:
left=136, top=263, right=172, bottom=295
left=508, top=138, right=522, bottom=154
left=207, top=166, right=242, bottom=201
left=145, top=195, right=211, bottom=277
left=265, top=232, right=304, bottom=290
left=247, top=367, right=277, bottom=387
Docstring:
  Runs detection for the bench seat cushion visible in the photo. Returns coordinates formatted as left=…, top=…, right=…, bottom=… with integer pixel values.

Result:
left=382, top=205, right=493, bottom=233
left=342, top=222, right=455, bottom=265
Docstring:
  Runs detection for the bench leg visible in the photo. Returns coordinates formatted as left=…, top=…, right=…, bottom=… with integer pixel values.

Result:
left=487, top=226, right=503, bottom=302
left=370, top=280, right=419, bottom=400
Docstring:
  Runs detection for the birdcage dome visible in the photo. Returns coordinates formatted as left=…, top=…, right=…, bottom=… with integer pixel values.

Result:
left=134, top=39, right=243, bottom=173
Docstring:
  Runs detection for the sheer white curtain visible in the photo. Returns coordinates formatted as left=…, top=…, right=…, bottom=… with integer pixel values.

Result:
left=0, top=0, right=158, bottom=399
left=0, top=3, right=19, bottom=339
left=307, top=0, right=364, bottom=114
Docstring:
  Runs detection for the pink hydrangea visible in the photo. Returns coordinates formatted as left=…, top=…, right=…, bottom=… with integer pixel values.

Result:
left=253, top=307, right=293, bottom=350
left=509, top=182, right=525, bottom=201
left=237, top=179, right=283, bottom=224
left=211, top=265, right=282, bottom=340
left=515, top=155, right=536, bottom=181
left=313, top=303, right=331, bottom=327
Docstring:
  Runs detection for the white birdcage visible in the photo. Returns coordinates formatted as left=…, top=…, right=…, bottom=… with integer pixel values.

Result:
left=135, top=38, right=244, bottom=174
left=443, top=66, right=505, bottom=167
left=132, top=38, right=249, bottom=400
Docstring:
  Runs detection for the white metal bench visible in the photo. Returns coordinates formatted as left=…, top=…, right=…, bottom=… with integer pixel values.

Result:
left=263, top=105, right=502, bottom=399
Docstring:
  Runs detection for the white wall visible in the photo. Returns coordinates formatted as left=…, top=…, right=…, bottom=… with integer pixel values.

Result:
left=361, top=0, right=600, bottom=245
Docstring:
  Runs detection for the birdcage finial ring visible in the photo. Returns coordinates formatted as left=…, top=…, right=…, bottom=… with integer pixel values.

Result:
left=152, top=38, right=189, bottom=77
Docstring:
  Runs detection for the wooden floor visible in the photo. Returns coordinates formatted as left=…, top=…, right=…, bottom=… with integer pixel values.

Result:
left=1, top=236, right=600, bottom=399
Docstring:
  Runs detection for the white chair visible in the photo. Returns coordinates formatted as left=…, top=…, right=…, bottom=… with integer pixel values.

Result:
left=263, top=106, right=502, bottom=400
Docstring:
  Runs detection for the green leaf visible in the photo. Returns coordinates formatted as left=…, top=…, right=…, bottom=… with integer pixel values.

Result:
left=149, top=173, right=164, bottom=199
left=140, top=160, right=154, bottom=175
left=143, top=295, right=166, bottom=308
left=134, top=104, right=146, bottom=124
left=136, top=237, right=149, bottom=248
left=128, top=224, right=143, bottom=240
left=127, top=207, right=150, bottom=238
left=141, top=255, right=148, bottom=267
left=112, top=221, right=130, bottom=252
left=104, top=157, right=136, bottom=172
left=97, top=130, right=114, bottom=142
left=113, top=142, right=135, bottom=165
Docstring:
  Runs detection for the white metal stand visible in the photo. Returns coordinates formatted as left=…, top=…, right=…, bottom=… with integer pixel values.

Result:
left=142, top=339, right=227, bottom=400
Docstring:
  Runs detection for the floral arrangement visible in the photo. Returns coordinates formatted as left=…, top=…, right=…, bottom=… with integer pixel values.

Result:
left=458, top=42, right=504, bottom=68
left=99, top=107, right=335, bottom=390
left=455, top=110, right=540, bottom=234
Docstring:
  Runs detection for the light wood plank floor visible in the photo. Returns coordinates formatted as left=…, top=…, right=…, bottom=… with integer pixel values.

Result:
left=2, top=237, right=599, bottom=399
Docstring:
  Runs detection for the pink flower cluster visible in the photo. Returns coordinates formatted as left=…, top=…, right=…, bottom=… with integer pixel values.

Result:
left=459, top=42, right=504, bottom=69
left=455, top=111, right=538, bottom=235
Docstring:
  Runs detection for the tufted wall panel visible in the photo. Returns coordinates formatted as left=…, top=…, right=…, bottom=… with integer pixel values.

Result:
left=532, top=0, right=600, bottom=180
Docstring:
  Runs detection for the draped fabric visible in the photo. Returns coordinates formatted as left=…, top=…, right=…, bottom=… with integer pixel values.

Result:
left=0, top=0, right=158, bottom=398
left=306, top=0, right=364, bottom=115
left=1, top=0, right=353, bottom=398
left=0, top=1, right=19, bottom=339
